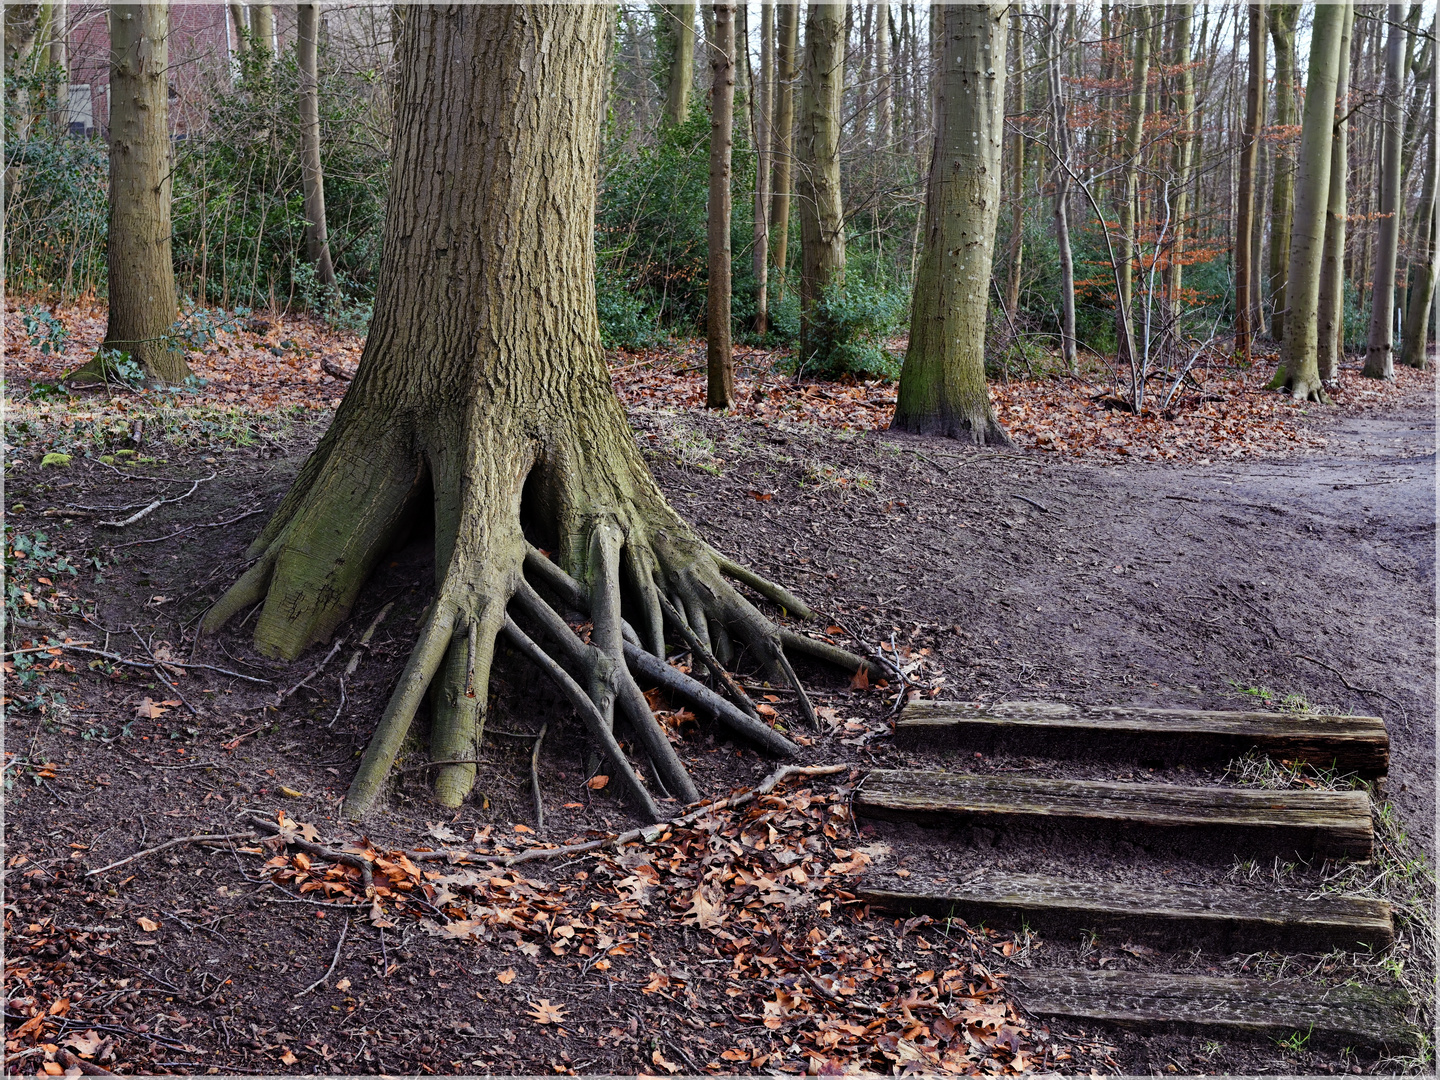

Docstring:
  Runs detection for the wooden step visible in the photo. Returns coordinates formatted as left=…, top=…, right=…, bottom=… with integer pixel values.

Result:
left=895, top=700, right=1389, bottom=777
left=1009, top=968, right=1418, bottom=1050
left=856, top=876, right=1392, bottom=953
left=855, top=771, right=1374, bottom=859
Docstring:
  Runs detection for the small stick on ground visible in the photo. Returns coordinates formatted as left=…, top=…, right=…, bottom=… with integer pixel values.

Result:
left=96, top=473, right=214, bottom=528
left=277, top=638, right=345, bottom=705
left=20, top=641, right=272, bottom=683
left=1010, top=493, right=1051, bottom=514
left=345, top=602, right=395, bottom=676
left=132, top=628, right=199, bottom=716
left=110, top=507, right=265, bottom=549
left=530, top=722, right=547, bottom=829
left=297, top=914, right=350, bottom=997
left=85, top=832, right=257, bottom=877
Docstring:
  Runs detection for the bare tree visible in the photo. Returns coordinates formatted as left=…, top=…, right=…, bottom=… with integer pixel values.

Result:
left=298, top=2, right=336, bottom=288
left=707, top=1, right=736, bottom=408
left=1363, top=3, right=1410, bottom=378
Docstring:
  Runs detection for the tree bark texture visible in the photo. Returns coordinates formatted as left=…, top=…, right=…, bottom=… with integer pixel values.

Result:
left=1399, top=100, right=1435, bottom=369
left=1266, top=2, right=1298, bottom=341
left=707, top=1, right=735, bottom=408
left=249, top=2, right=274, bottom=58
left=663, top=3, right=697, bottom=127
left=97, top=3, right=188, bottom=384
left=1275, top=0, right=1346, bottom=400
left=796, top=0, right=846, bottom=368
left=752, top=0, right=772, bottom=334
left=298, top=2, right=336, bottom=289
left=1167, top=3, right=1195, bottom=306
left=199, top=5, right=858, bottom=822
left=1235, top=3, right=1265, bottom=365
left=1046, top=4, right=1076, bottom=371
left=1004, top=3, right=1024, bottom=320
left=1363, top=3, right=1408, bottom=379
left=1318, top=2, right=1355, bottom=384
left=1116, top=5, right=1150, bottom=366
left=875, top=0, right=892, bottom=148
left=768, top=0, right=798, bottom=289
left=892, top=2, right=1009, bottom=445
left=229, top=3, right=248, bottom=56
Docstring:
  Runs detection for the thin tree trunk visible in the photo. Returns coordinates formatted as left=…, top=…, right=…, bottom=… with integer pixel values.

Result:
left=1399, top=98, right=1435, bottom=368
left=768, top=0, right=797, bottom=292
left=1004, top=4, right=1025, bottom=320
left=1274, top=0, right=1346, bottom=400
left=892, top=2, right=1009, bottom=444
left=707, top=2, right=736, bottom=408
left=752, top=0, right=773, bottom=333
left=229, top=3, right=248, bottom=56
left=796, top=1, right=846, bottom=369
left=1116, top=5, right=1150, bottom=366
left=1168, top=3, right=1195, bottom=306
left=297, top=2, right=336, bottom=289
left=85, top=3, right=188, bottom=384
left=664, top=3, right=697, bottom=127
left=1266, top=2, right=1297, bottom=340
left=249, top=2, right=274, bottom=58
left=1363, top=2, right=1409, bottom=378
left=1318, top=2, right=1356, bottom=384
left=1047, top=4, right=1076, bottom=372
left=733, top=1, right=750, bottom=150
left=875, top=0, right=892, bottom=148
left=1235, top=3, right=1264, bottom=364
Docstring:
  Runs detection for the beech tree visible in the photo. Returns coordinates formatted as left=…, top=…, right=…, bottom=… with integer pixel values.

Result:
left=297, top=2, right=336, bottom=288
left=1003, top=4, right=1024, bottom=320
left=249, top=2, right=274, bottom=58
left=1234, top=2, right=1265, bottom=365
left=1115, top=5, right=1150, bottom=365
left=1266, top=2, right=1298, bottom=341
left=1363, top=3, right=1410, bottom=379
left=707, top=1, right=735, bottom=408
left=768, top=1, right=798, bottom=290
left=796, top=0, right=846, bottom=366
left=663, top=3, right=697, bottom=127
left=892, top=3, right=1009, bottom=444
left=1167, top=3, right=1196, bottom=307
left=198, top=5, right=866, bottom=819
left=751, top=0, right=773, bottom=334
left=1318, top=2, right=1355, bottom=385
left=1273, top=0, right=1347, bottom=400
left=1400, top=104, right=1435, bottom=369
left=77, top=3, right=189, bottom=384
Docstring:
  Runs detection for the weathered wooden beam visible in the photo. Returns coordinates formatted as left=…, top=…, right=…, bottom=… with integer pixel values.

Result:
left=855, top=771, right=1374, bottom=859
left=1009, top=968, right=1418, bottom=1050
left=895, top=700, right=1389, bottom=778
left=857, top=876, right=1392, bottom=952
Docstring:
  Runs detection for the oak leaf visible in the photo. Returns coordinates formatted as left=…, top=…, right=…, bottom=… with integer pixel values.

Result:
left=527, top=998, right=566, bottom=1025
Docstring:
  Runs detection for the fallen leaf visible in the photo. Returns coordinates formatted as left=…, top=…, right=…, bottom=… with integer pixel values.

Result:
left=528, top=998, right=566, bottom=1025
left=279, top=1049, right=298, bottom=1066
left=497, top=968, right=516, bottom=985
left=850, top=666, right=869, bottom=690
left=279, top=786, right=306, bottom=799
left=585, top=774, right=609, bottom=790
left=682, top=884, right=727, bottom=932
left=335, top=979, right=351, bottom=992
left=135, top=917, right=159, bottom=932
left=652, top=1048, right=682, bottom=1073
left=134, top=698, right=168, bottom=718
left=62, top=1030, right=104, bottom=1058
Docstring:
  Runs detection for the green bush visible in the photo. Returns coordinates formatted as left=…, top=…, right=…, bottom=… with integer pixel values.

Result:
left=3, top=123, right=108, bottom=296
left=772, top=271, right=908, bottom=380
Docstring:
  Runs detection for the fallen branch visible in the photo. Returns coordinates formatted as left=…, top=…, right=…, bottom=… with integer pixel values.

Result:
left=1294, top=654, right=1410, bottom=721
left=3, top=640, right=93, bottom=658
left=241, top=812, right=375, bottom=890
left=20, top=642, right=273, bottom=683
left=297, top=915, right=350, bottom=997
left=109, top=507, right=266, bottom=549
left=97, top=473, right=213, bottom=528
left=530, top=722, right=548, bottom=829
left=321, top=357, right=354, bottom=381
left=55, top=1050, right=116, bottom=1077
left=85, top=832, right=257, bottom=877
left=1010, top=493, right=1051, bottom=514
left=277, top=637, right=345, bottom=705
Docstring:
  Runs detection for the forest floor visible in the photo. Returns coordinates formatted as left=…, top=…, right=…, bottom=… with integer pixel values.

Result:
left=2, top=300, right=1436, bottom=1077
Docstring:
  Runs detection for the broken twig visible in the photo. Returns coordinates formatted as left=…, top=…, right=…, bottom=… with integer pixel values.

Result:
left=86, top=832, right=257, bottom=877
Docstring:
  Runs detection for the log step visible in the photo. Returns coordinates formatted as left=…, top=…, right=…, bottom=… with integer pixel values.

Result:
left=895, top=700, right=1389, bottom=778
left=1009, top=968, right=1418, bottom=1050
left=856, top=876, right=1392, bottom=953
left=855, top=771, right=1374, bottom=859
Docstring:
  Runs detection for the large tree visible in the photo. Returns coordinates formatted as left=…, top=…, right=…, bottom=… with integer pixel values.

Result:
left=198, top=5, right=866, bottom=820
left=891, top=3, right=1009, bottom=444
left=1167, top=3, right=1196, bottom=307
left=1273, top=0, right=1347, bottom=400
left=1234, top=2, right=1265, bottom=365
left=1363, top=3, right=1410, bottom=379
left=75, top=4, right=190, bottom=384
left=662, top=3, right=697, bottom=127
left=1400, top=100, right=1435, bottom=369
left=1266, top=2, right=1298, bottom=341
left=795, top=0, right=846, bottom=367
left=1317, top=2, right=1356, bottom=385
left=768, top=1, right=798, bottom=291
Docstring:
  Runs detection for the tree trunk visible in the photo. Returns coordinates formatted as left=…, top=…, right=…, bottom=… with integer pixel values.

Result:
left=796, top=0, right=846, bottom=369
left=1400, top=101, right=1435, bottom=368
left=707, top=2, right=736, bottom=408
left=229, top=4, right=248, bottom=56
left=1116, top=5, right=1150, bottom=367
left=1003, top=4, right=1024, bottom=320
left=1167, top=3, right=1195, bottom=307
left=46, top=0, right=66, bottom=127
left=249, top=2, right=274, bottom=58
left=733, top=1, right=750, bottom=151
left=1234, top=3, right=1264, bottom=365
left=5, top=4, right=40, bottom=139
left=664, top=3, right=697, bottom=127
left=1266, top=2, right=1297, bottom=341
left=1318, top=2, right=1355, bottom=384
left=892, top=2, right=1009, bottom=445
left=875, top=0, right=892, bottom=149
left=1047, top=4, right=1076, bottom=371
left=768, top=0, right=798, bottom=291
left=297, top=2, right=336, bottom=289
left=86, top=3, right=188, bottom=384
left=199, top=5, right=858, bottom=822
left=752, top=0, right=773, bottom=333
left=1273, top=0, right=1346, bottom=400
left=1363, top=3, right=1409, bottom=379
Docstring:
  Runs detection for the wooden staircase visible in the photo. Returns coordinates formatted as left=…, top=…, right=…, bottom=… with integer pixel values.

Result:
left=856, top=699, right=1419, bottom=1055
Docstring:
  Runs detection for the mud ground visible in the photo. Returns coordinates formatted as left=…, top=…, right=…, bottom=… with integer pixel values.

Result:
left=3, top=381, right=1434, bottom=1076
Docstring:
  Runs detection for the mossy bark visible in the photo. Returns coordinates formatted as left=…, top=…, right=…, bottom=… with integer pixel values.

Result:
left=84, top=4, right=189, bottom=385
left=663, top=3, right=696, bottom=127
left=1400, top=107, right=1435, bottom=369
left=200, top=5, right=862, bottom=822
left=1167, top=4, right=1195, bottom=306
left=1318, top=3, right=1355, bottom=384
left=1273, top=1, right=1346, bottom=401
left=891, top=3, right=1009, bottom=445
left=796, top=1, right=846, bottom=368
